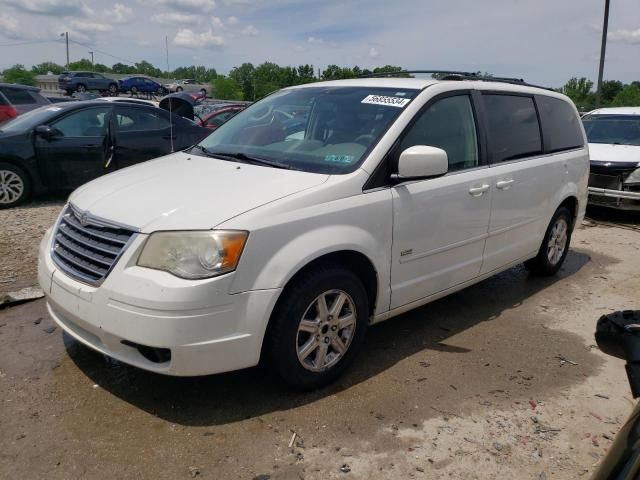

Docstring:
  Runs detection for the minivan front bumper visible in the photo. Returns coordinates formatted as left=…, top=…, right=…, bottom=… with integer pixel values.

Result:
left=38, top=228, right=280, bottom=376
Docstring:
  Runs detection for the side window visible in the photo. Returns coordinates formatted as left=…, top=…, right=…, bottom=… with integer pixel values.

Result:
left=1, top=88, right=36, bottom=105
left=483, top=94, right=542, bottom=162
left=52, top=108, right=110, bottom=137
left=206, top=111, right=234, bottom=127
left=399, top=95, right=479, bottom=172
left=115, top=107, right=170, bottom=131
left=536, top=95, right=584, bottom=152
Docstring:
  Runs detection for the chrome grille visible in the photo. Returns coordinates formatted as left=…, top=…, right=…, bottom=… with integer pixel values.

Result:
left=51, top=204, right=137, bottom=285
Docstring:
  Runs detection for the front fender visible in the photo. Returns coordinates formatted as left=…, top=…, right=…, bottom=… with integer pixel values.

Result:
left=228, top=188, right=393, bottom=316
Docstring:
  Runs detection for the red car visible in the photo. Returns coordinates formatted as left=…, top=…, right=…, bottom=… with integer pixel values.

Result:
left=200, top=105, right=246, bottom=130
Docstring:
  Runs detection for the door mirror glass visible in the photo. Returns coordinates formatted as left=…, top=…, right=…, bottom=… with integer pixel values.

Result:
left=35, top=125, right=59, bottom=140
left=396, top=145, right=448, bottom=180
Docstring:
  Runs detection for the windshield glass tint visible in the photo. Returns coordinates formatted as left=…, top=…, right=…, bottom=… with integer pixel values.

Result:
left=582, top=114, right=640, bottom=146
left=196, top=86, right=418, bottom=173
left=0, top=105, right=59, bottom=133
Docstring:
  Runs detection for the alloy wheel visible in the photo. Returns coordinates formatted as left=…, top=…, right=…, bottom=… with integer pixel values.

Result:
left=296, top=289, right=357, bottom=372
left=0, top=169, right=24, bottom=206
left=547, top=217, right=568, bottom=265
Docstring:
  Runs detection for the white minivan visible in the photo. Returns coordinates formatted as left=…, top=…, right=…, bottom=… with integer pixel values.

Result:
left=38, top=76, right=589, bottom=389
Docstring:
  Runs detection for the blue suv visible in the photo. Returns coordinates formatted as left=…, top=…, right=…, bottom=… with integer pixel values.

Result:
left=58, top=71, right=119, bottom=95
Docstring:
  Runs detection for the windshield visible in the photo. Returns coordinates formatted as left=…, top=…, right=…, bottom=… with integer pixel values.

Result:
left=582, top=114, right=640, bottom=146
left=0, top=105, right=61, bottom=133
left=195, top=86, right=419, bottom=173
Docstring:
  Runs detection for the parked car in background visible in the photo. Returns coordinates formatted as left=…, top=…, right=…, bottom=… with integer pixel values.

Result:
left=119, top=77, right=168, bottom=96
left=0, top=84, right=50, bottom=123
left=58, top=71, right=119, bottom=96
left=165, top=79, right=208, bottom=97
left=37, top=76, right=588, bottom=389
left=583, top=107, right=640, bottom=210
left=199, top=104, right=246, bottom=129
left=0, top=100, right=209, bottom=208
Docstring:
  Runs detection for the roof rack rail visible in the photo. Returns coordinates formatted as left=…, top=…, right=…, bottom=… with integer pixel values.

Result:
left=358, top=70, right=551, bottom=90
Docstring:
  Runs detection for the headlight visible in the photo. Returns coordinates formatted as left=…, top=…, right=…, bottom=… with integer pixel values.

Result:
left=625, top=167, right=640, bottom=184
left=137, top=230, right=248, bottom=279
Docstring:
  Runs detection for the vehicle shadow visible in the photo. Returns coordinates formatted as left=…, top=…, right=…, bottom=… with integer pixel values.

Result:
left=66, top=249, right=592, bottom=426
left=586, top=205, right=640, bottom=227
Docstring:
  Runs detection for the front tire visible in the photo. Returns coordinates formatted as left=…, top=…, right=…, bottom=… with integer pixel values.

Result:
left=265, top=265, right=369, bottom=390
left=200, top=88, right=207, bottom=97
left=76, top=84, right=86, bottom=93
left=525, top=206, right=573, bottom=276
left=176, top=86, right=183, bottom=92
left=0, top=162, right=31, bottom=209
left=108, top=83, right=118, bottom=95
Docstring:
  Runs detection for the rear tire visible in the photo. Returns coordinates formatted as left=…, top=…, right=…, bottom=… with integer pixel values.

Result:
left=200, top=88, right=207, bottom=97
left=130, top=86, right=138, bottom=96
left=0, top=162, right=31, bottom=209
left=265, top=265, right=369, bottom=390
left=176, top=86, right=183, bottom=92
left=524, top=206, right=573, bottom=276
left=76, top=84, right=86, bottom=93
left=108, top=83, right=118, bottom=95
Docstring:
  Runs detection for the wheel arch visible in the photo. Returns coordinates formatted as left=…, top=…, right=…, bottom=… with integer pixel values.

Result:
left=273, top=250, right=379, bottom=319
left=0, top=157, right=34, bottom=187
left=258, top=249, right=379, bottom=365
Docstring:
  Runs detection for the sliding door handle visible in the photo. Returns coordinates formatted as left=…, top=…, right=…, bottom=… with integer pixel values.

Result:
left=468, top=184, right=490, bottom=196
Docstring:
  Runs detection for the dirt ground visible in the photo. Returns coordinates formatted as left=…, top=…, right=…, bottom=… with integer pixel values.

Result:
left=0, top=202, right=639, bottom=479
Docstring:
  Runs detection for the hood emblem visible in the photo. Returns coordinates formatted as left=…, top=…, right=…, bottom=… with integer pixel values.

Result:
left=79, top=212, right=89, bottom=227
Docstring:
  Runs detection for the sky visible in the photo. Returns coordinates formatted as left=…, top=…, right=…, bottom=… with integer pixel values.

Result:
left=0, top=0, right=638, bottom=87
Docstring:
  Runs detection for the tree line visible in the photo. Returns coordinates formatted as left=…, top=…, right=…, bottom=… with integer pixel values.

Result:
left=1, top=59, right=639, bottom=107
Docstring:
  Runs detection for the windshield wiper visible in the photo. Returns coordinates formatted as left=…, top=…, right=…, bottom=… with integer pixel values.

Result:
left=193, top=145, right=293, bottom=170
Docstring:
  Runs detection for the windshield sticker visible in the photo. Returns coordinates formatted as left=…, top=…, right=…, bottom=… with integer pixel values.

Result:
left=361, top=94, right=410, bottom=108
left=324, top=154, right=355, bottom=165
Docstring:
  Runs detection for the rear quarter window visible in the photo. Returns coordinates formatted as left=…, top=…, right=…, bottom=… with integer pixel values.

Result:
left=483, top=94, right=542, bottom=163
left=536, top=95, right=584, bottom=152
left=0, top=88, right=37, bottom=105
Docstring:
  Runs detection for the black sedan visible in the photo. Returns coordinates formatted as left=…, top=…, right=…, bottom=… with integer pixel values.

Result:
left=0, top=101, right=210, bottom=208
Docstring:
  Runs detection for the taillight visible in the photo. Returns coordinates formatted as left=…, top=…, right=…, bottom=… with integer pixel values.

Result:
left=0, top=105, right=17, bottom=121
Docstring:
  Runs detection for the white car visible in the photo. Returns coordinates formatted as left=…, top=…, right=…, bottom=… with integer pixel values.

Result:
left=165, top=79, right=208, bottom=97
left=583, top=107, right=640, bottom=210
left=38, top=77, right=589, bottom=389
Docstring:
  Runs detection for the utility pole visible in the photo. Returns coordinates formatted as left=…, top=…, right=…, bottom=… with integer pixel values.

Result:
left=595, top=0, right=610, bottom=108
left=89, top=51, right=94, bottom=67
left=60, top=32, right=69, bottom=68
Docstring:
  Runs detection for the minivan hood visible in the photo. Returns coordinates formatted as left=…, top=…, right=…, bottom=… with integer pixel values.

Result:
left=589, top=143, right=640, bottom=164
left=70, top=152, right=329, bottom=232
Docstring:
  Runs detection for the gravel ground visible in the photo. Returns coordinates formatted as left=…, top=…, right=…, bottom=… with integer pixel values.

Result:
left=0, top=203, right=638, bottom=479
left=0, top=196, right=65, bottom=295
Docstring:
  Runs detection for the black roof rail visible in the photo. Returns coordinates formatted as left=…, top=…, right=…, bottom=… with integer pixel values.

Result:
left=358, top=70, right=551, bottom=90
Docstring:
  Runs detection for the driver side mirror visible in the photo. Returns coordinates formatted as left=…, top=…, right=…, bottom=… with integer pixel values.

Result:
left=393, top=145, right=448, bottom=182
left=35, top=125, right=60, bottom=140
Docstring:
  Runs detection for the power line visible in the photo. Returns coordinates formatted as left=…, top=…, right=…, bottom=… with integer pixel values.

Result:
left=0, top=39, right=58, bottom=47
left=68, top=39, right=137, bottom=65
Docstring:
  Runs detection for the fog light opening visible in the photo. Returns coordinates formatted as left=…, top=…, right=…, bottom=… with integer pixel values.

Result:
left=121, top=340, right=171, bottom=364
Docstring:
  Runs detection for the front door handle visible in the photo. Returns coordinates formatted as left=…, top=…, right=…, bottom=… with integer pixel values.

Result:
left=496, top=179, right=514, bottom=190
left=468, top=184, right=490, bottom=196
